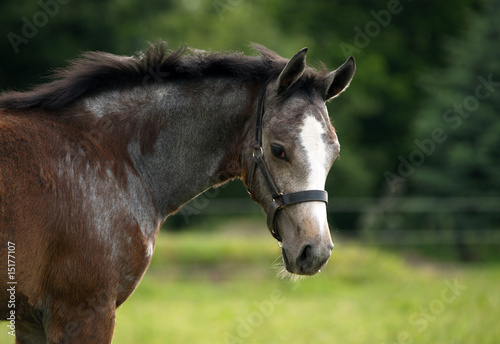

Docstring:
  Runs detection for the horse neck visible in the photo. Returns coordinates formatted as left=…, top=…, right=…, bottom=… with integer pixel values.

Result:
left=91, top=78, right=259, bottom=218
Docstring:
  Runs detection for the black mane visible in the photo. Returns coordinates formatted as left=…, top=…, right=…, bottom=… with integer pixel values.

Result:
left=0, top=42, right=323, bottom=110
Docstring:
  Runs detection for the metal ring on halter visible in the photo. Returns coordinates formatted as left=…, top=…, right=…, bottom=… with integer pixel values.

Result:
left=252, top=147, right=263, bottom=159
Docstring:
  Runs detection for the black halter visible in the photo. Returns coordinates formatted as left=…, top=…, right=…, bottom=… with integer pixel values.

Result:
left=246, top=84, right=329, bottom=242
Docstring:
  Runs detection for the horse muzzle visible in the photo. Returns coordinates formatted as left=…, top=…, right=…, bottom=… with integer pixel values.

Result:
left=281, top=238, right=333, bottom=275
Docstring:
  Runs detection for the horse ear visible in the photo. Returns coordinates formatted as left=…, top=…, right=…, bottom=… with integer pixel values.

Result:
left=320, top=56, right=356, bottom=101
left=276, top=47, right=308, bottom=94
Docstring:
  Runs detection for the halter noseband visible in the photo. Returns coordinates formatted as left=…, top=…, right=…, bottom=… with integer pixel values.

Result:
left=246, top=84, right=329, bottom=242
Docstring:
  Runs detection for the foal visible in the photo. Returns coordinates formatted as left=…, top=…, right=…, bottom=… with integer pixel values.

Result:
left=0, top=42, right=355, bottom=343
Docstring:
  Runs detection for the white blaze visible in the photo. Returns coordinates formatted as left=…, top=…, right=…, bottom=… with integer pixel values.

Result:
left=299, top=115, right=329, bottom=233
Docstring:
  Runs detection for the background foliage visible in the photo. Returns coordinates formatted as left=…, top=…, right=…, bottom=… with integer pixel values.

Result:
left=1, top=0, right=498, bottom=259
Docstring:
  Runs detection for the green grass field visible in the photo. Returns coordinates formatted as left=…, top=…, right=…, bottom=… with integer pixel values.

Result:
left=2, top=219, right=499, bottom=343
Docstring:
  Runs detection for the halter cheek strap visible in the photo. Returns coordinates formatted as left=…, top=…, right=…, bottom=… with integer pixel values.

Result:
left=246, top=84, right=328, bottom=242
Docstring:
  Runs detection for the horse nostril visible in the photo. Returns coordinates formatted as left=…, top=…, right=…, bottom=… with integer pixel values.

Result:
left=297, top=244, right=312, bottom=269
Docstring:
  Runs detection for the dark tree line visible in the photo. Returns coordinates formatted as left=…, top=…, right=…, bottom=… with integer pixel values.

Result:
left=2, top=0, right=497, bottom=243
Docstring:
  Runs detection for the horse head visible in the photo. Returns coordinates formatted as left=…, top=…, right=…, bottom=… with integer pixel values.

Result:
left=245, top=48, right=355, bottom=275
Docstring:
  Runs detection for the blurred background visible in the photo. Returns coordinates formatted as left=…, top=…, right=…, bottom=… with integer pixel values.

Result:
left=1, top=0, right=499, bottom=343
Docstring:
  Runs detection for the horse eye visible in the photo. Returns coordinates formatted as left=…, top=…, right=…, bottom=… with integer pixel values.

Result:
left=271, top=144, right=287, bottom=160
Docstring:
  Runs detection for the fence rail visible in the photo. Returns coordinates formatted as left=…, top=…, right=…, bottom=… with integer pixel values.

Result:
left=170, top=197, right=500, bottom=247
left=180, top=197, right=500, bottom=215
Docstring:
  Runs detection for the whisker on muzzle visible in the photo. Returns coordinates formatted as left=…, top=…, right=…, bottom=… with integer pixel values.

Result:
left=272, top=254, right=304, bottom=282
